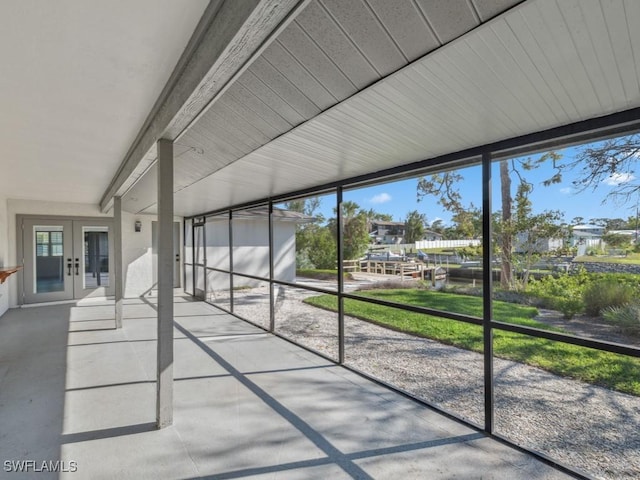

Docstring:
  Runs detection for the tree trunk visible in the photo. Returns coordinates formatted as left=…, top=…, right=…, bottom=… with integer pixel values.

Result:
left=500, top=160, right=513, bottom=288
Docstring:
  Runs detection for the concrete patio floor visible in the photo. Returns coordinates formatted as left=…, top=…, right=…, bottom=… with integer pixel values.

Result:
left=0, top=294, right=576, bottom=479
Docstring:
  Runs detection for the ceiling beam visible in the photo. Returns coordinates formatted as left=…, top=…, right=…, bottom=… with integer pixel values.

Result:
left=99, top=0, right=304, bottom=212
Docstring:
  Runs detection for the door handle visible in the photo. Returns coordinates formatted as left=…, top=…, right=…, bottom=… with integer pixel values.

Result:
left=67, top=258, right=72, bottom=276
left=74, top=258, right=80, bottom=276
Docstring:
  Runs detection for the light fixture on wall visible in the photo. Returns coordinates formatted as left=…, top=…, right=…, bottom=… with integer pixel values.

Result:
left=134, top=220, right=142, bottom=233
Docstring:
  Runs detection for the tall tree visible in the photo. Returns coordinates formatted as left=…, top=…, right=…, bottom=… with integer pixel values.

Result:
left=418, top=152, right=562, bottom=290
left=307, top=227, right=337, bottom=269
left=450, top=206, right=482, bottom=239
left=499, top=160, right=513, bottom=286
left=404, top=210, right=427, bottom=243
left=559, top=134, right=640, bottom=205
left=329, top=201, right=370, bottom=260
left=544, top=134, right=640, bottom=241
left=363, top=208, right=393, bottom=234
left=511, top=181, right=563, bottom=288
left=285, top=198, right=335, bottom=270
left=363, top=208, right=393, bottom=222
left=430, top=218, right=445, bottom=234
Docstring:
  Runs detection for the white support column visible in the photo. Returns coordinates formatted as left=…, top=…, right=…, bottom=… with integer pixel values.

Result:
left=114, top=196, right=123, bottom=329
left=156, top=138, right=174, bottom=428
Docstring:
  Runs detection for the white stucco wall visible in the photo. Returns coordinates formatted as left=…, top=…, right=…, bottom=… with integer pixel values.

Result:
left=273, top=222, right=296, bottom=282
left=204, top=217, right=229, bottom=271
left=0, top=195, right=9, bottom=317
left=232, top=218, right=270, bottom=278
left=122, top=212, right=155, bottom=298
left=203, top=217, right=296, bottom=291
left=232, top=217, right=296, bottom=283
left=122, top=213, right=182, bottom=297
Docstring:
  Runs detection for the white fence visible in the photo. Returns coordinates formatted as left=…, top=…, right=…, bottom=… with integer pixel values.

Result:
left=415, top=239, right=481, bottom=250
left=584, top=238, right=603, bottom=248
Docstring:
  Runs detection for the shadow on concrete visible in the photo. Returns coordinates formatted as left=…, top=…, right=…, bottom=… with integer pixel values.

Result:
left=192, top=432, right=484, bottom=480
left=60, top=422, right=156, bottom=444
left=0, top=304, right=71, bottom=466
left=173, top=319, right=488, bottom=480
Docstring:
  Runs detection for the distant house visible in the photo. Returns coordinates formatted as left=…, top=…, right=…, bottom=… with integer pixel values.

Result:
left=569, top=224, right=605, bottom=248
left=514, top=224, right=610, bottom=253
left=514, top=232, right=563, bottom=253
left=422, top=229, right=444, bottom=241
left=571, top=224, right=605, bottom=236
left=370, top=221, right=405, bottom=244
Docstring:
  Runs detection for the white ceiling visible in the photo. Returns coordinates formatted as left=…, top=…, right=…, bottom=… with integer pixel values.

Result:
left=123, top=0, right=523, bottom=214
left=124, top=0, right=640, bottom=217
left=4, top=0, right=639, bottom=219
left=0, top=0, right=209, bottom=203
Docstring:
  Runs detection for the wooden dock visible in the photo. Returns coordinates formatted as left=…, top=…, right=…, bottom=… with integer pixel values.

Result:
left=344, top=260, right=446, bottom=285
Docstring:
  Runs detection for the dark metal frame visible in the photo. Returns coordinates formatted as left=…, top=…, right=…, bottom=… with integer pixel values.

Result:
left=268, top=203, right=275, bottom=332
left=183, top=107, right=640, bottom=480
left=481, top=151, right=494, bottom=434
left=337, top=186, right=345, bottom=364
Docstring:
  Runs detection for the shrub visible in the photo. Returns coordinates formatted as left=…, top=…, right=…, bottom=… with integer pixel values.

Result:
left=583, top=279, right=635, bottom=317
left=525, top=271, right=588, bottom=318
left=307, top=228, right=337, bottom=269
left=548, top=297, right=584, bottom=319
left=526, top=269, right=590, bottom=300
left=525, top=270, right=640, bottom=319
left=295, top=250, right=314, bottom=270
left=603, top=302, right=640, bottom=336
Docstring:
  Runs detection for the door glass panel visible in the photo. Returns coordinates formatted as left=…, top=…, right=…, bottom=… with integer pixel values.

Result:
left=83, top=227, right=109, bottom=288
left=195, top=266, right=205, bottom=300
left=184, top=219, right=193, bottom=264
left=34, top=226, right=65, bottom=293
left=184, top=264, right=194, bottom=296
left=194, top=225, right=205, bottom=265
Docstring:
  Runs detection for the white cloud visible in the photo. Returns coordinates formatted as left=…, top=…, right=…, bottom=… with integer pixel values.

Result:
left=604, top=172, right=635, bottom=186
left=370, top=193, right=391, bottom=204
left=559, top=187, right=572, bottom=194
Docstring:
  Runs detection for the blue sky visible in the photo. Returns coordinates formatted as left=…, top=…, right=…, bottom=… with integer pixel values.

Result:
left=314, top=145, right=639, bottom=226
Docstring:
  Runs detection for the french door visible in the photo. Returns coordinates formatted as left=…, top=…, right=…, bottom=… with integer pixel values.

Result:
left=21, top=217, right=114, bottom=303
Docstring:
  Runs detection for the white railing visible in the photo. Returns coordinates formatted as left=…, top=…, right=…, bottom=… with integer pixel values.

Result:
left=415, top=239, right=481, bottom=249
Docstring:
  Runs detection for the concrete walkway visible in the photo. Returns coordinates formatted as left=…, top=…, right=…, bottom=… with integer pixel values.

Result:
left=0, top=295, right=575, bottom=479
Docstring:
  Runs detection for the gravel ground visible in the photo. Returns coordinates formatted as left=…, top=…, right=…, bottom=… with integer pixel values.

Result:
left=225, top=282, right=639, bottom=479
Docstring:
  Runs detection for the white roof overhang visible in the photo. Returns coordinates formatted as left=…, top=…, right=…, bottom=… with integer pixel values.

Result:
left=5, top=1, right=639, bottom=218
left=120, top=0, right=640, bottom=217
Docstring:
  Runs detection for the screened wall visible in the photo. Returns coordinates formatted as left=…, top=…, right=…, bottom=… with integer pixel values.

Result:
left=182, top=114, right=640, bottom=480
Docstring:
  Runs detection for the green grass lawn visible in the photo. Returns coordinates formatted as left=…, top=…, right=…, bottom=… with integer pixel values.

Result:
left=304, top=289, right=640, bottom=395
left=574, top=253, right=640, bottom=265
left=417, top=247, right=457, bottom=254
